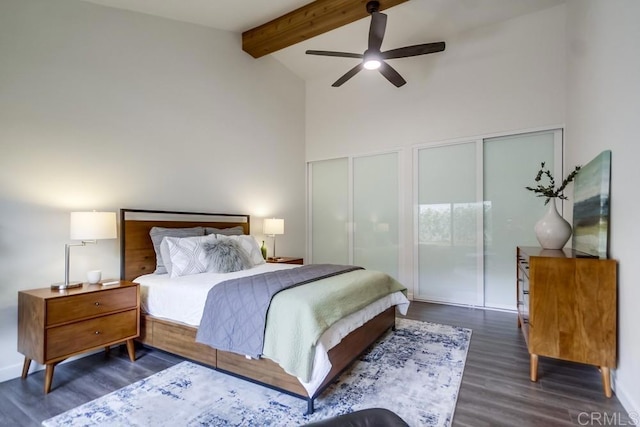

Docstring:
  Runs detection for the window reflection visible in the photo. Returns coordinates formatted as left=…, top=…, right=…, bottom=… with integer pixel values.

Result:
left=419, top=202, right=489, bottom=246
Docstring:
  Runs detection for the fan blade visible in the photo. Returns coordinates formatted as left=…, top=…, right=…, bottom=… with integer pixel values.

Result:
left=368, top=12, right=387, bottom=52
left=381, top=42, right=445, bottom=60
left=332, top=63, right=364, bottom=87
left=306, top=50, right=363, bottom=59
left=378, top=61, right=406, bottom=87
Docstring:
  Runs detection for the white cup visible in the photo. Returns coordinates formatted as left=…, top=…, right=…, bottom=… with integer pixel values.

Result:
left=87, top=270, right=102, bottom=284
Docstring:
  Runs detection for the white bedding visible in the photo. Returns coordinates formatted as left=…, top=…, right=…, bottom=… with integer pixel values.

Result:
left=138, top=263, right=297, bottom=326
left=135, top=264, right=409, bottom=395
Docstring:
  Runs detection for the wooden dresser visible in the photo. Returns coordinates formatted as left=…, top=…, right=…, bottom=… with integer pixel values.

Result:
left=516, top=246, right=617, bottom=397
left=18, top=281, right=140, bottom=393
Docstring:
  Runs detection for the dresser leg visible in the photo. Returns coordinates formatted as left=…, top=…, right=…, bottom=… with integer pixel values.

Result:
left=530, top=354, right=539, bottom=381
left=21, top=358, right=31, bottom=379
left=44, top=364, right=55, bottom=393
left=126, top=339, right=136, bottom=362
left=601, top=366, right=612, bottom=398
left=517, top=315, right=521, bottom=328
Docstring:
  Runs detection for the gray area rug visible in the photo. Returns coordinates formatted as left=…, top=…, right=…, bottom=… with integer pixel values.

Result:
left=43, top=318, right=471, bottom=427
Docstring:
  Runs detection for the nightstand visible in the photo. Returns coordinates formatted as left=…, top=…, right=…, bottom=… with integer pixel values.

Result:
left=18, top=280, right=140, bottom=393
left=267, top=257, right=304, bottom=265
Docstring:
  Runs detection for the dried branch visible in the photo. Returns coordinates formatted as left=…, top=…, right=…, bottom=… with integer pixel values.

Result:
left=525, top=162, right=582, bottom=205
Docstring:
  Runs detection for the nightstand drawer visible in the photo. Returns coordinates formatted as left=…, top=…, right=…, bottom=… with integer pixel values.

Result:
left=266, top=257, right=303, bottom=265
left=46, top=309, right=138, bottom=359
left=47, top=287, right=137, bottom=326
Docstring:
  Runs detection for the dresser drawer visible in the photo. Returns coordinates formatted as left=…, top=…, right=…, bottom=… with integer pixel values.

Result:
left=518, top=253, right=530, bottom=279
left=46, top=309, right=138, bottom=360
left=47, top=287, right=137, bottom=326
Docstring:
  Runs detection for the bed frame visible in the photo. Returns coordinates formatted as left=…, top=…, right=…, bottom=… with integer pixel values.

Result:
left=120, top=208, right=396, bottom=414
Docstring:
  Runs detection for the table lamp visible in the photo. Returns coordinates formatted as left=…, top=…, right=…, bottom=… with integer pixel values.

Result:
left=51, top=211, right=117, bottom=290
left=263, top=218, right=284, bottom=260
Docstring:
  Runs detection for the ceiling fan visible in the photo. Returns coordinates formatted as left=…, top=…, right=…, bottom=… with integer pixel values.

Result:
left=306, top=1, right=445, bottom=88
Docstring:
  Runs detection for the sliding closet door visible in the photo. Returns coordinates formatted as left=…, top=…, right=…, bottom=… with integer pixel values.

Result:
left=309, top=153, right=400, bottom=276
left=483, top=131, right=559, bottom=308
left=416, top=142, right=483, bottom=305
left=353, top=153, right=399, bottom=279
left=310, top=158, right=349, bottom=264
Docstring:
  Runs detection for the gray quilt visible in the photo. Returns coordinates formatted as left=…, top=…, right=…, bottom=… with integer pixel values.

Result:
left=195, top=264, right=362, bottom=358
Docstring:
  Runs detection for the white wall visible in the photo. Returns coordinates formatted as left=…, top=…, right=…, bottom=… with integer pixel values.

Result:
left=565, top=0, right=640, bottom=416
left=0, top=0, right=305, bottom=381
left=305, top=5, right=566, bottom=161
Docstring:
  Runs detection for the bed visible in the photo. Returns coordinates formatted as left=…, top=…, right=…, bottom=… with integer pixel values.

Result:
left=120, top=208, right=409, bottom=413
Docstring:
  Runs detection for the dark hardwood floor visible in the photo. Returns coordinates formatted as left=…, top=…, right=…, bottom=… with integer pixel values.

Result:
left=1, top=302, right=630, bottom=426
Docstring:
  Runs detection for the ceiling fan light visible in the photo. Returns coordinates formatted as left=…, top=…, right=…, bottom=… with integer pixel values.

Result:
left=363, top=59, right=381, bottom=70
left=362, top=58, right=382, bottom=70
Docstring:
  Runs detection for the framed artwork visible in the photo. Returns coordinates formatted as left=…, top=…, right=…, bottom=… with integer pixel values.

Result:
left=572, top=150, right=612, bottom=258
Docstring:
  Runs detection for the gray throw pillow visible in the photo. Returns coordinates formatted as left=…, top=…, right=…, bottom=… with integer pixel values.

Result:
left=204, top=238, right=252, bottom=273
left=204, top=225, right=244, bottom=236
left=149, top=226, right=205, bottom=274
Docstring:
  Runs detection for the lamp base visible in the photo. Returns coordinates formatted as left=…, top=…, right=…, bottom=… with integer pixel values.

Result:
left=50, top=281, right=83, bottom=290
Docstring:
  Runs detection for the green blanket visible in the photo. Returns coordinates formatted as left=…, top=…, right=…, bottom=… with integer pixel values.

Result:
left=262, top=269, right=406, bottom=382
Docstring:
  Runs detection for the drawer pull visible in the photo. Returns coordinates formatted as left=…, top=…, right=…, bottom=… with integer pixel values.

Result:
left=523, top=290, right=529, bottom=295
left=95, top=331, right=101, bottom=335
left=95, top=302, right=100, bottom=307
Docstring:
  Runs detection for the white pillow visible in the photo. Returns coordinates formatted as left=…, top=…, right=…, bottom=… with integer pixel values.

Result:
left=149, top=226, right=204, bottom=274
left=164, top=234, right=218, bottom=278
left=216, top=234, right=266, bottom=266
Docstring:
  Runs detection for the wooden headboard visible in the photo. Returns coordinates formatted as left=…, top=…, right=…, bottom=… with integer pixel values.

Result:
left=120, top=209, right=250, bottom=281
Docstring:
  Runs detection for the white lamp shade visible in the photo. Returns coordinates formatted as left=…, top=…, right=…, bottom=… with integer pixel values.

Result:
left=70, top=211, right=117, bottom=240
left=263, top=218, right=284, bottom=235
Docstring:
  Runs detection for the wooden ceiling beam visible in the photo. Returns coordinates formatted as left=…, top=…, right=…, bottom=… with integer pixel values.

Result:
left=242, top=0, right=408, bottom=59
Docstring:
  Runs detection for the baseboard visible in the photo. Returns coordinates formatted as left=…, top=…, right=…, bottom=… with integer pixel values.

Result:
left=0, top=348, right=106, bottom=385
left=0, top=361, right=26, bottom=384
left=411, top=298, right=517, bottom=313
left=482, top=304, right=518, bottom=312
left=612, top=371, right=640, bottom=421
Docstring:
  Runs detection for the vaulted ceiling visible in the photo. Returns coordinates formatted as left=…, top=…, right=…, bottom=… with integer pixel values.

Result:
left=80, top=0, right=565, bottom=82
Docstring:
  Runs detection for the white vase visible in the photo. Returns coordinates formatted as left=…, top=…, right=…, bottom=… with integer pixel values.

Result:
left=534, top=199, right=572, bottom=250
